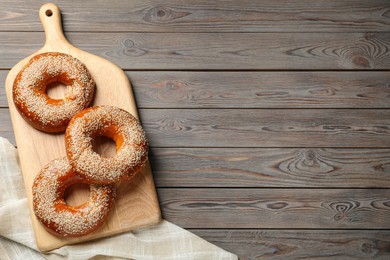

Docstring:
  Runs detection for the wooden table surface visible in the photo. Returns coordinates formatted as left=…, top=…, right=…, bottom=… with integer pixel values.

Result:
left=1, top=1, right=390, bottom=258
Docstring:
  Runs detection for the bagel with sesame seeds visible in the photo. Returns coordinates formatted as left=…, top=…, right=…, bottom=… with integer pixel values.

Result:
left=32, top=157, right=115, bottom=237
left=65, top=105, right=149, bottom=184
left=13, top=52, right=95, bottom=132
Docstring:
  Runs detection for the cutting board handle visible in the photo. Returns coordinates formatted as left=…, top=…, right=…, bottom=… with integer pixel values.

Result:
left=39, top=3, right=71, bottom=49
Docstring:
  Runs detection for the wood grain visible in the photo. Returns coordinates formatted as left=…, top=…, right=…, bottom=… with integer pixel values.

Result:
left=3, top=108, right=390, bottom=147
left=0, top=109, right=13, bottom=142
left=128, top=71, right=390, bottom=108
left=2, top=1, right=390, bottom=258
left=0, top=71, right=7, bottom=107
left=192, top=230, right=390, bottom=259
left=158, top=188, right=390, bottom=229
left=4, top=3, right=160, bottom=251
left=3, top=71, right=390, bottom=109
left=140, top=109, right=390, bottom=148
left=1, top=0, right=389, bottom=33
left=1, top=32, right=390, bottom=70
left=3, top=123, right=390, bottom=188
left=150, top=148, right=390, bottom=188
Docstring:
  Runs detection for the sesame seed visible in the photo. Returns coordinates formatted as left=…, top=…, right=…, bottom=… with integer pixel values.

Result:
left=13, top=52, right=95, bottom=132
left=65, top=105, right=149, bottom=184
left=32, top=158, right=115, bottom=237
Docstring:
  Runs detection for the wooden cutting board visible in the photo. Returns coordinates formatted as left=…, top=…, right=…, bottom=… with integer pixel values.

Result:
left=4, top=3, right=161, bottom=251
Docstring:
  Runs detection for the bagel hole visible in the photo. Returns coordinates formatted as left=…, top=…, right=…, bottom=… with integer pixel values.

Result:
left=92, top=135, right=117, bottom=158
left=46, top=81, right=67, bottom=100
left=64, top=183, right=90, bottom=206
left=45, top=9, right=53, bottom=17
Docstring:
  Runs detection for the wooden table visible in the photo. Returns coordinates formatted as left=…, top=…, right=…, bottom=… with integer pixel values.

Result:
left=1, top=1, right=390, bottom=258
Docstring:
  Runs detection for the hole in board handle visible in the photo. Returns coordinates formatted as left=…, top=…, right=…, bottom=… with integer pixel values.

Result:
left=45, top=9, right=53, bottom=17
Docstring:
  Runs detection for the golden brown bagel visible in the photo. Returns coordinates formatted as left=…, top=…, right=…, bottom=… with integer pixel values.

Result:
left=65, top=105, right=149, bottom=184
left=13, top=52, right=95, bottom=132
left=32, top=157, right=115, bottom=237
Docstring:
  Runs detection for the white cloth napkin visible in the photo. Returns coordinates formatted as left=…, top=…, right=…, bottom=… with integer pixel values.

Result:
left=0, top=137, right=237, bottom=260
